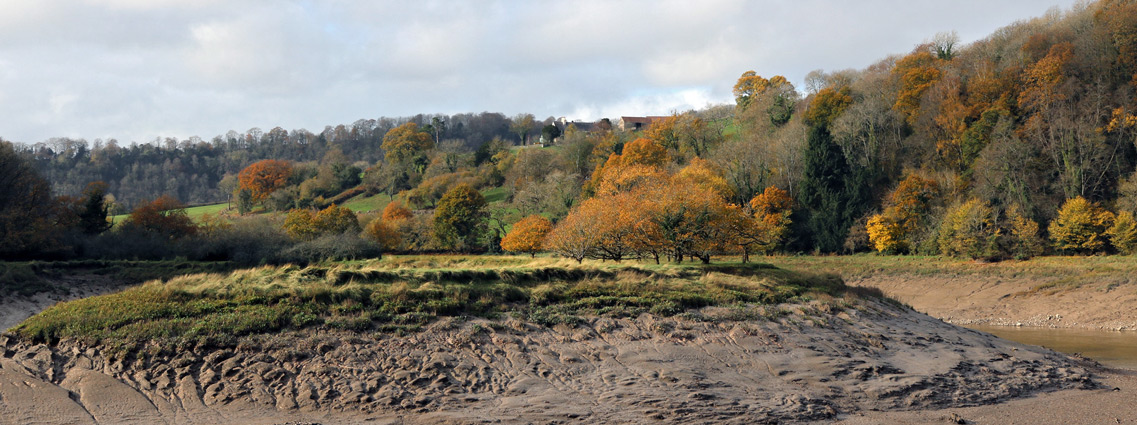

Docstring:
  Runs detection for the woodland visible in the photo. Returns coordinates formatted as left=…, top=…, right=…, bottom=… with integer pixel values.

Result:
left=4, top=0, right=1137, bottom=264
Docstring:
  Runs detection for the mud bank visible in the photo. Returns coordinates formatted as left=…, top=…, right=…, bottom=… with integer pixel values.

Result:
left=0, top=297, right=1096, bottom=424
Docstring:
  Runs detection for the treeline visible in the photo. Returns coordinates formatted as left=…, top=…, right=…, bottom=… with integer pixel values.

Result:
left=8, top=0, right=1137, bottom=262
left=11, top=112, right=541, bottom=209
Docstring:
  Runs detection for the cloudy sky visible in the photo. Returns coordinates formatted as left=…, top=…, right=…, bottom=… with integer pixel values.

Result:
left=0, top=0, right=1080, bottom=145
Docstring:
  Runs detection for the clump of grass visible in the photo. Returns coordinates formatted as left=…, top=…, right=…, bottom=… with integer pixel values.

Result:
left=13, top=257, right=856, bottom=352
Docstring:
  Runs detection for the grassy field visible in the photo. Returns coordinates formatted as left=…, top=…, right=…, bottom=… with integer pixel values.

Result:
left=13, top=256, right=849, bottom=352
left=110, top=202, right=231, bottom=225
left=342, top=192, right=393, bottom=213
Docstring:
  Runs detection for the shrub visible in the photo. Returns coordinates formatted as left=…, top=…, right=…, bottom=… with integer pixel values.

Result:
left=938, top=199, right=1000, bottom=259
left=1049, top=196, right=1114, bottom=254
left=278, top=233, right=381, bottom=264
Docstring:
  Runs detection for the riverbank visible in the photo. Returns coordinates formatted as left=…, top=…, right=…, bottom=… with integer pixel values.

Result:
left=773, top=255, right=1137, bottom=330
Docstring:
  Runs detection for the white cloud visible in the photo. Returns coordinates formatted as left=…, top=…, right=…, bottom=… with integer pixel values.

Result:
left=0, top=0, right=1084, bottom=144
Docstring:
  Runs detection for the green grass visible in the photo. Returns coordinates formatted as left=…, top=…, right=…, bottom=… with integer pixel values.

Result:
left=111, top=202, right=232, bottom=225
left=342, top=192, right=394, bottom=213
left=12, top=256, right=849, bottom=352
left=481, top=186, right=509, bottom=204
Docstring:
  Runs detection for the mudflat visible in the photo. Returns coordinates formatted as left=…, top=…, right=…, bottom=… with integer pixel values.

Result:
left=0, top=296, right=1097, bottom=424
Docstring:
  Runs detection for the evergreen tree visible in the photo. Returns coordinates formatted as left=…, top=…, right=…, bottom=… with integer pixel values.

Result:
left=796, top=125, right=867, bottom=252
left=78, top=181, right=112, bottom=234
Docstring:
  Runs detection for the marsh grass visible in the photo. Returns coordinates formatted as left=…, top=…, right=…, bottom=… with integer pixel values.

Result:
left=13, top=256, right=849, bottom=352
left=0, top=259, right=235, bottom=297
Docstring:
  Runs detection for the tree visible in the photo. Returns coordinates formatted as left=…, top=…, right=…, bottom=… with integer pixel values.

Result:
left=865, top=174, right=940, bottom=253
left=284, top=204, right=360, bottom=240
left=546, top=202, right=601, bottom=263
left=1005, top=204, right=1044, bottom=260
left=675, top=158, right=733, bottom=200
left=77, top=181, right=112, bottom=235
left=124, top=195, right=197, bottom=239
left=501, top=215, right=553, bottom=257
left=237, top=159, right=293, bottom=205
left=381, top=122, right=435, bottom=169
left=363, top=219, right=402, bottom=251
left=797, top=125, right=865, bottom=252
left=937, top=199, right=1000, bottom=259
left=1049, top=196, right=1114, bottom=254
left=511, top=113, right=536, bottom=145
left=382, top=201, right=414, bottom=222
left=747, top=186, right=794, bottom=252
left=541, top=124, right=561, bottom=144
left=1107, top=211, right=1137, bottom=255
left=433, top=183, right=487, bottom=250
left=0, top=140, right=63, bottom=258
left=892, top=50, right=942, bottom=124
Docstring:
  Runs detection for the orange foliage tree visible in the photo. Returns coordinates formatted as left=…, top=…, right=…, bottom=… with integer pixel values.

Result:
left=125, top=195, right=197, bottom=239
left=382, top=201, right=414, bottom=222
left=892, top=50, right=943, bottom=124
left=500, top=215, right=553, bottom=257
left=237, top=159, right=293, bottom=205
left=364, top=219, right=401, bottom=251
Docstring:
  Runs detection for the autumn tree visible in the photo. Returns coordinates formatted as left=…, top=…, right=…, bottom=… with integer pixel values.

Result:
left=747, top=186, right=794, bottom=252
left=675, top=158, right=733, bottom=200
left=501, top=215, right=553, bottom=257
left=1005, top=204, right=1045, bottom=259
left=284, top=204, right=360, bottom=240
left=1049, top=196, right=1114, bottom=254
left=865, top=174, right=940, bottom=253
left=237, top=159, right=293, bottom=206
left=381, top=122, right=435, bottom=171
left=937, top=199, right=1000, bottom=259
left=892, top=50, right=943, bottom=124
left=124, top=195, right=197, bottom=239
left=433, top=183, right=488, bottom=250
left=382, top=201, right=414, bottom=222
left=1107, top=211, right=1137, bottom=255
left=363, top=218, right=402, bottom=251
left=545, top=202, right=601, bottom=263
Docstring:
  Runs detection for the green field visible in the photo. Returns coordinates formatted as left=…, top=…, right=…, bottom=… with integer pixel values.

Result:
left=342, top=192, right=394, bottom=213
left=110, top=202, right=232, bottom=225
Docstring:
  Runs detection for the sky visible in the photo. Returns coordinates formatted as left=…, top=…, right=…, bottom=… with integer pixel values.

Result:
left=0, top=0, right=1082, bottom=145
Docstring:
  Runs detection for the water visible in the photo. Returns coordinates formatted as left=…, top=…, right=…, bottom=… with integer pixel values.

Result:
left=969, top=325, right=1137, bottom=370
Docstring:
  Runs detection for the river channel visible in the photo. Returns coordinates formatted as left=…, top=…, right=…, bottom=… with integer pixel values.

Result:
left=969, top=325, right=1137, bottom=370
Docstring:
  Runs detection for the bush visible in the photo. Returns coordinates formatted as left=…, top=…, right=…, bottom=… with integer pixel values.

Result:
left=277, top=233, right=382, bottom=264
left=938, top=199, right=1000, bottom=259
left=1049, top=197, right=1114, bottom=254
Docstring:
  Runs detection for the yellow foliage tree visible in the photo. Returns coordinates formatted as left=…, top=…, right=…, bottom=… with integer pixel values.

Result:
left=1049, top=196, right=1114, bottom=254
left=1107, top=211, right=1137, bottom=255
left=501, top=215, right=553, bottom=257
left=937, top=199, right=1000, bottom=259
left=284, top=204, right=360, bottom=240
left=676, top=158, right=734, bottom=200
left=865, top=174, right=940, bottom=253
left=1005, top=204, right=1044, bottom=259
